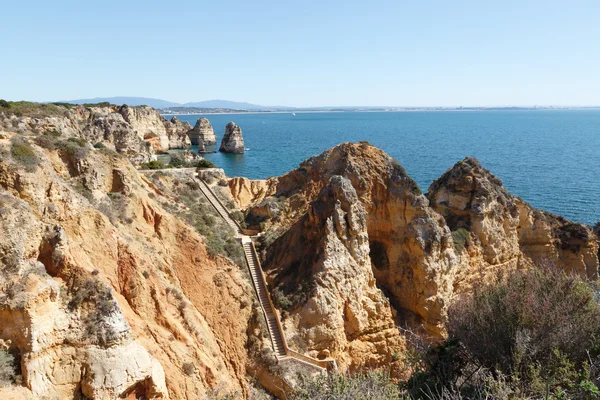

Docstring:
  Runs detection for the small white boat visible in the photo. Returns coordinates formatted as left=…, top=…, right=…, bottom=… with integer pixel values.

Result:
left=292, top=112, right=296, bottom=116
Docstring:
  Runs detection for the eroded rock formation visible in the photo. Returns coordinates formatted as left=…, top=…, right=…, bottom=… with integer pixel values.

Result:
left=237, top=142, right=599, bottom=339
left=0, top=104, right=191, bottom=163
left=0, top=130, right=265, bottom=399
left=219, top=122, right=245, bottom=154
left=264, top=176, right=404, bottom=370
left=119, top=105, right=191, bottom=152
left=164, top=116, right=193, bottom=149
left=188, top=117, right=216, bottom=146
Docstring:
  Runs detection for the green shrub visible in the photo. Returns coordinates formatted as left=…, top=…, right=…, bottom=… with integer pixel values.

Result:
left=140, top=160, right=169, bottom=170
left=406, top=265, right=600, bottom=398
left=272, top=287, right=293, bottom=310
left=0, top=99, right=10, bottom=108
left=451, top=228, right=471, bottom=252
left=0, top=349, right=16, bottom=384
left=0, top=101, right=66, bottom=117
left=57, top=137, right=89, bottom=162
left=10, top=137, right=38, bottom=170
left=196, top=159, right=217, bottom=168
left=94, top=142, right=106, bottom=149
left=391, top=158, right=407, bottom=177
left=291, top=371, right=400, bottom=399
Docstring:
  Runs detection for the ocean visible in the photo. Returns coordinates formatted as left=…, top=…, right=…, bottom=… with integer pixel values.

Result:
left=169, top=110, right=600, bottom=225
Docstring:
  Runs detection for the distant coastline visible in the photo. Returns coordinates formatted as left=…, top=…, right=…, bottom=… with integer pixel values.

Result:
left=159, top=106, right=600, bottom=116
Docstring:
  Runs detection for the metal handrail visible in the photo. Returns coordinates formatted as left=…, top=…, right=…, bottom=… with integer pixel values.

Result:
left=196, top=176, right=334, bottom=371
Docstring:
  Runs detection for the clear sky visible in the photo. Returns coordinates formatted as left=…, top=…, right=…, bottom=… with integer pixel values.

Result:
left=2, top=0, right=599, bottom=107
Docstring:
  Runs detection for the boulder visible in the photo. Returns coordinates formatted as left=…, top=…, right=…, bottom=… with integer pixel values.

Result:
left=219, top=122, right=245, bottom=154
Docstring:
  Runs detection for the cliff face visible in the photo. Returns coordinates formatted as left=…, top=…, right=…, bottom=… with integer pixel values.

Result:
left=263, top=176, right=404, bottom=370
left=119, top=105, right=191, bottom=152
left=0, top=104, right=193, bottom=163
left=219, top=122, right=245, bottom=154
left=237, top=143, right=599, bottom=339
left=164, top=116, right=192, bottom=149
left=427, top=158, right=599, bottom=286
left=189, top=118, right=216, bottom=146
left=0, top=131, right=262, bottom=399
left=0, top=105, right=155, bottom=164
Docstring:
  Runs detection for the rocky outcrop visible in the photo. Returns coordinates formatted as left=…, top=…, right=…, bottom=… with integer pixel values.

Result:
left=0, top=105, right=155, bottom=164
left=119, top=105, right=170, bottom=152
left=427, top=158, right=599, bottom=282
left=263, top=176, right=404, bottom=370
left=228, top=177, right=277, bottom=209
left=0, top=133, right=262, bottom=399
left=169, top=150, right=202, bottom=165
left=164, top=116, right=192, bottom=149
left=188, top=118, right=216, bottom=146
left=242, top=143, right=599, bottom=339
left=219, top=122, right=245, bottom=154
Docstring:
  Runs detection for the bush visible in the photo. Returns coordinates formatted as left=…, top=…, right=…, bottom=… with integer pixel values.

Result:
left=451, top=228, right=471, bottom=252
left=0, top=101, right=66, bottom=117
left=196, top=159, right=217, bottom=168
left=291, top=371, right=400, bottom=399
left=0, top=349, right=16, bottom=384
left=408, top=264, right=600, bottom=398
left=10, top=137, right=38, bottom=170
left=140, top=160, right=169, bottom=170
left=272, top=287, right=293, bottom=310
left=57, top=137, right=89, bottom=162
left=0, top=99, right=10, bottom=108
left=94, top=142, right=106, bottom=149
left=182, top=362, right=195, bottom=376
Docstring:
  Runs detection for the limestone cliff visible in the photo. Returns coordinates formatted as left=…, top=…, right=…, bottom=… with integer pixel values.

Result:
left=228, top=176, right=277, bottom=209
left=119, top=105, right=191, bottom=153
left=188, top=117, right=216, bottom=146
left=219, top=122, right=245, bottom=154
left=0, top=104, right=154, bottom=164
left=427, top=157, right=599, bottom=286
left=164, top=116, right=192, bottom=149
left=263, top=176, right=404, bottom=371
left=237, top=143, right=599, bottom=339
left=0, top=131, right=266, bottom=399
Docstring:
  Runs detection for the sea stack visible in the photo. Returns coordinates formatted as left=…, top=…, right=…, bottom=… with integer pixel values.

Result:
left=219, top=122, right=245, bottom=153
left=188, top=117, right=216, bottom=145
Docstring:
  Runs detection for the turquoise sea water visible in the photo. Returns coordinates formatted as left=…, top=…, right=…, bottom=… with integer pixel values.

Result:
left=171, top=111, right=600, bottom=225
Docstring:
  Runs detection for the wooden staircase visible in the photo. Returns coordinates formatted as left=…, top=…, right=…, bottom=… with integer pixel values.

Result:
left=195, top=175, right=336, bottom=372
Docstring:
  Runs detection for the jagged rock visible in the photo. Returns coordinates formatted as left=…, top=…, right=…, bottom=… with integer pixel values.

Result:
left=228, top=177, right=277, bottom=209
left=119, top=105, right=171, bottom=152
left=243, top=143, right=599, bottom=339
left=188, top=118, right=216, bottom=145
left=219, top=122, right=245, bottom=154
left=264, top=176, right=404, bottom=370
left=0, top=105, right=155, bottom=164
left=164, top=116, right=192, bottom=149
left=0, top=143, right=259, bottom=399
left=169, top=150, right=202, bottom=167
left=428, top=157, right=599, bottom=280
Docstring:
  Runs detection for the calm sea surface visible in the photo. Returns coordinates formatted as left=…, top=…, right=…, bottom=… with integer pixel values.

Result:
left=170, top=111, right=600, bottom=225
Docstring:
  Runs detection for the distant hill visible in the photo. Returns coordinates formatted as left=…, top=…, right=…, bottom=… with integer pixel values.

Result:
left=64, top=97, right=180, bottom=108
left=63, top=97, right=290, bottom=111
left=180, top=99, right=293, bottom=111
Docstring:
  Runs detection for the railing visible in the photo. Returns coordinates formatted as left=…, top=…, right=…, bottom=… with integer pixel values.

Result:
left=195, top=175, right=336, bottom=372
left=287, top=349, right=337, bottom=371
left=245, top=238, right=290, bottom=353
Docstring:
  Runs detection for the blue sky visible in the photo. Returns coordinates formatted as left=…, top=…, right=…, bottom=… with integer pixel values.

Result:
left=2, top=0, right=599, bottom=106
